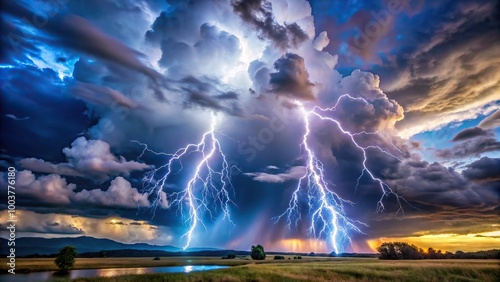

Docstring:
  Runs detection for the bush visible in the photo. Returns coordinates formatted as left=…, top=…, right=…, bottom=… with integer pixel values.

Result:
left=273, top=255, right=285, bottom=260
left=54, top=246, right=77, bottom=271
left=293, top=256, right=302, bottom=259
left=222, top=254, right=236, bottom=259
left=153, top=257, right=160, bottom=260
left=251, top=245, right=266, bottom=260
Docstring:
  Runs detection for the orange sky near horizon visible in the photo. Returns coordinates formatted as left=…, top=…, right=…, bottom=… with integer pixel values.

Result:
left=367, top=231, right=500, bottom=253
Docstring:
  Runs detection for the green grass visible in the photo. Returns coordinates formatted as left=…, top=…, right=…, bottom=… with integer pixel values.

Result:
left=2, top=257, right=499, bottom=281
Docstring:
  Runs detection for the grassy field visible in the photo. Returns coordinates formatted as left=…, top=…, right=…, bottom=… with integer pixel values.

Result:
left=2, top=256, right=499, bottom=281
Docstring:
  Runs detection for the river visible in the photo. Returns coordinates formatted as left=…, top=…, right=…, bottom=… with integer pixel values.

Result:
left=0, top=265, right=229, bottom=282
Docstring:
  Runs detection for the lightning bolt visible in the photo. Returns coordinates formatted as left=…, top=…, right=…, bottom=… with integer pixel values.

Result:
left=133, top=113, right=235, bottom=250
left=276, top=94, right=411, bottom=254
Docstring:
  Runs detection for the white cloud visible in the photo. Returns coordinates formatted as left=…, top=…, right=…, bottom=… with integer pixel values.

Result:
left=1, top=170, right=152, bottom=208
left=14, top=170, right=76, bottom=205
left=313, top=31, right=330, bottom=51
left=245, top=166, right=306, bottom=183
left=72, top=177, right=150, bottom=208
left=20, top=137, right=152, bottom=182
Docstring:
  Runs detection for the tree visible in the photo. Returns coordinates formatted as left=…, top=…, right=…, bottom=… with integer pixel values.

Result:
left=378, top=242, right=398, bottom=259
left=99, top=250, right=107, bottom=258
left=377, top=242, right=422, bottom=259
left=54, top=246, right=77, bottom=271
left=251, top=245, right=266, bottom=260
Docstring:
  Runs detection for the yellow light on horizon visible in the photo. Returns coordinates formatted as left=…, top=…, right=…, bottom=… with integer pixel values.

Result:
left=367, top=230, right=500, bottom=253
left=271, top=238, right=329, bottom=253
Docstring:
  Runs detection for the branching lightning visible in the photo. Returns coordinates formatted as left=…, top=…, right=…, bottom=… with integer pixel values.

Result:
left=276, top=94, right=411, bottom=254
left=133, top=113, right=235, bottom=250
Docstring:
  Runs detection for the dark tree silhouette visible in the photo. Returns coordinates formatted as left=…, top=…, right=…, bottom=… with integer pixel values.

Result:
left=377, top=242, right=499, bottom=260
left=54, top=246, right=77, bottom=271
left=377, top=242, right=422, bottom=259
left=251, top=245, right=266, bottom=260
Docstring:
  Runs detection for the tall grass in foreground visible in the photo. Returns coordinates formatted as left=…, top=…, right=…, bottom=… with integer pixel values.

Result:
left=68, top=260, right=500, bottom=282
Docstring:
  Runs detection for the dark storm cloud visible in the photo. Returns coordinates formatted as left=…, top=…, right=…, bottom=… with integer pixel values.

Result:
left=19, top=222, right=84, bottom=235
left=71, top=81, right=144, bottom=109
left=231, top=0, right=308, bottom=50
left=4, top=2, right=159, bottom=80
left=3, top=0, right=173, bottom=106
left=311, top=0, right=500, bottom=136
left=3, top=1, right=160, bottom=81
left=0, top=16, right=40, bottom=65
left=346, top=156, right=499, bottom=243
left=269, top=53, right=315, bottom=100
left=0, top=65, right=89, bottom=161
left=463, top=157, right=500, bottom=182
left=374, top=0, right=500, bottom=134
left=376, top=154, right=499, bottom=211
left=389, top=161, right=477, bottom=206
left=214, top=91, right=239, bottom=100
left=452, top=127, right=490, bottom=142
left=435, top=135, right=500, bottom=159
left=65, top=0, right=160, bottom=47
left=177, top=76, right=243, bottom=116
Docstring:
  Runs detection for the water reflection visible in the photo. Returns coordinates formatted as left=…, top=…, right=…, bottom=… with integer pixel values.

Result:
left=0, top=265, right=229, bottom=282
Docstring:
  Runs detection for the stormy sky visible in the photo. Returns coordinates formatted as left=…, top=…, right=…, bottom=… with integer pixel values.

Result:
left=1, top=0, right=499, bottom=253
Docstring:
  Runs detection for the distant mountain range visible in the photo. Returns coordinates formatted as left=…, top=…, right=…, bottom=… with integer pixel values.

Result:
left=0, top=236, right=219, bottom=256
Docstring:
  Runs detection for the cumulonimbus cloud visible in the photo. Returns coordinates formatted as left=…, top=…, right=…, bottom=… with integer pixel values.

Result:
left=1, top=170, right=169, bottom=209
left=20, top=137, right=152, bottom=182
left=269, top=53, right=315, bottom=100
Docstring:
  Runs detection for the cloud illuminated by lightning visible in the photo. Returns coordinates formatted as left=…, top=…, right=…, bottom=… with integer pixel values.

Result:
left=133, top=113, right=236, bottom=250
left=276, top=94, right=411, bottom=254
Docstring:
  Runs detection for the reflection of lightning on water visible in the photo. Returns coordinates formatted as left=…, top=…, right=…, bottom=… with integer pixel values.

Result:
left=276, top=94, right=411, bottom=254
left=133, top=113, right=235, bottom=250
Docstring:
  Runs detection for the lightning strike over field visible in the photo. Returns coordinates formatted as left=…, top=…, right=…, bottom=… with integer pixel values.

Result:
left=277, top=95, right=409, bottom=254
left=133, top=113, right=235, bottom=250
